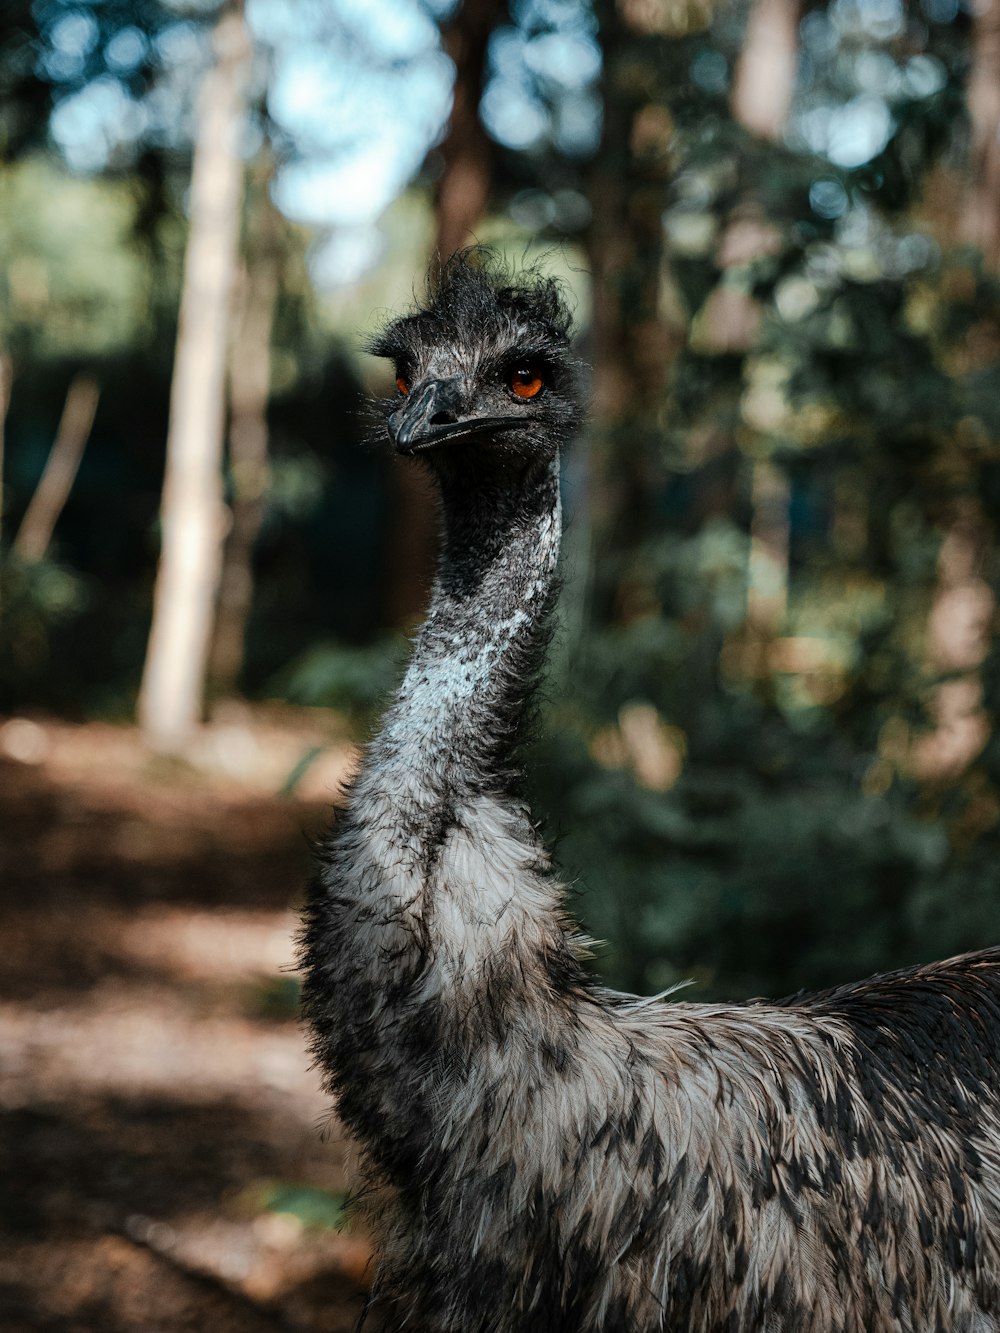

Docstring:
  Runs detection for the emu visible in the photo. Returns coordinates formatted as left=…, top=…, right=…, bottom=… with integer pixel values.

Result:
left=301, top=252, right=1000, bottom=1332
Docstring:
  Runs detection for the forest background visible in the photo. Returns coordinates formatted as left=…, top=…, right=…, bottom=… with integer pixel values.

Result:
left=5, top=0, right=1000, bottom=1028
left=3, top=0, right=1000, bottom=1324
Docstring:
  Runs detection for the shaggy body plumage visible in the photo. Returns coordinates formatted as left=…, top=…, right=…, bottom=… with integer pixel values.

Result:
left=301, top=254, right=1000, bottom=1332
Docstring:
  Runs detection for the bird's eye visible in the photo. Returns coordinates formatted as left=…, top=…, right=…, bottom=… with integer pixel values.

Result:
left=510, top=367, right=544, bottom=400
left=395, top=374, right=410, bottom=396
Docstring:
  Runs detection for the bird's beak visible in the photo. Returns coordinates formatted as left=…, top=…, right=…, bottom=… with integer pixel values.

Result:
left=388, top=378, right=530, bottom=456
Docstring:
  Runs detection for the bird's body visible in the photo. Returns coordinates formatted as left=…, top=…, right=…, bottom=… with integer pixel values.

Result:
left=301, top=254, right=1000, bottom=1332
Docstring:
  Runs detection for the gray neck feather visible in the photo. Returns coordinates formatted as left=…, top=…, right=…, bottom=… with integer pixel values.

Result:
left=376, top=456, right=561, bottom=814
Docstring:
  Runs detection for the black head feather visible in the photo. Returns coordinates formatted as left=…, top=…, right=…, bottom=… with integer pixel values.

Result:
left=368, top=249, right=581, bottom=467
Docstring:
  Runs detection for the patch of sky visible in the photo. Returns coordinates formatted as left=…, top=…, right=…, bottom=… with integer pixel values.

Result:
left=309, top=225, right=386, bottom=289
left=155, top=21, right=208, bottom=69
left=38, top=10, right=98, bottom=83
left=795, top=95, right=894, bottom=168
left=830, top=0, right=904, bottom=40
left=484, top=17, right=601, bottom=153
left=809, top=176, right=850, bottom=219
left=852, top=50, right=898, bottom=96
left=50, top=76, right=147, bottom=172
left=512, top=0, right=599, bottom=34
left=141, top=80, right=197, bottom=151
left=261, top=0, right=452, bottom=227
left=481, top=81, right=550, bottom=151
left=901, top=55, right=946, bottom=98
left=104, top=27, right=150, bottom=76
left=522, top=30, right=601, bottom=91
left=333, top=0, right=440, bottom=60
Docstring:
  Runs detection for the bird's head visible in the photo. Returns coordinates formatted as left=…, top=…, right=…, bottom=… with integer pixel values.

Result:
left=368, top=250, right=581, bottom=475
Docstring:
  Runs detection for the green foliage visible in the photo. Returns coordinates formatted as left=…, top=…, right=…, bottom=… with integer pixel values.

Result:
left=245, top=974, right=301, bottom=1020
left=250, top=1181, right=347, bottom=1231
left=521, top=0, right=1000, bottom=1000
left=272, top=636, right=408, bottom=720
left=0, top=553, right=89, bottom=700
left=0, top=156, right=153, bottom=358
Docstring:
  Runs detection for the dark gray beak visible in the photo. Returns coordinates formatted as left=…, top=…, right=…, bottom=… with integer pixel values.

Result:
left=388, top=377, right=529, bottom=455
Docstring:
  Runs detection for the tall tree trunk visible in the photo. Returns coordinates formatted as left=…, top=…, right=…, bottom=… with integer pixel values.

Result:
left=586, top=4, right=683, bottom=565
left=138, top=2, right=251, bottom=754
left=729, top=0, right=800, bottom=637
left=746, top=457, right=791, bottom=631
left=960, top=0, right=1000, bottom=267
left=208, top=183, right=279, bottom=695
left=913, top=0, right=1000, bottom=777
left=13, top=374, right=99, bottom=563
left=912, top=500, right=994, bottom=780
left=434, top=0, right=508, bottom=261
left=731, top=0, right=799, bottom=140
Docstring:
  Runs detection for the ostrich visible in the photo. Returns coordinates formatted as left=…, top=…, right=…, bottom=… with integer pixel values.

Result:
left=301, top=251, right=1000, bottom=1332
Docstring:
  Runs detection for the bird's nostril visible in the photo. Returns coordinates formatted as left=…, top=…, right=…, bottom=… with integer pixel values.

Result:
left=430, top=409, right=458, bottom=426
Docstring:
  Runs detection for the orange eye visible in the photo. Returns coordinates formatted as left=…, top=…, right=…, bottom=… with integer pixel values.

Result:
left=395, top=374, right=410, bottom=395
left=510, top=367, right=543, bottom=399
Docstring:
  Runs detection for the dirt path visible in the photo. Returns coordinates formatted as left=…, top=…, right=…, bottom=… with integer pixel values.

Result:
left=0, top=719, right=375, bottom=1332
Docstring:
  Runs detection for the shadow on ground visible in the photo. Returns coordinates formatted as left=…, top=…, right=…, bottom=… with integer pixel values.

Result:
left=0, top=739, right=375, bottom=1332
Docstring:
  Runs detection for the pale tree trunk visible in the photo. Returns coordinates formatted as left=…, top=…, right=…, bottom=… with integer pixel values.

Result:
left=13, top=374, right=99, bottom=562
left=911, top=501, right=994, bottom=780
left=731, top=0, right=799, bottom=140
left=208, top=198, right=278, bottom=694
left=746, top=457, right=790, bottom=631
left=729, top=0, right=800, bottom=639
left=138, top=1, right=251, bottom=754
left=960, top=0, right=1000, bottom=267
left=911, top=0, right=1000, bottom=777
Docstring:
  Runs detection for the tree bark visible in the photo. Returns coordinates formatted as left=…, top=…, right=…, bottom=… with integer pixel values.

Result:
left=960, top=0, right=1000, bottom=267
left=434, top=0, right=508, bottom=261
left=208, top=186, right=279, bottom=695
left=730, top=0, right=800, bottom=141
left=586, top=3, right=684, bottom=558
left=911, top=500, right=994, bottom=780
left=138, top=1, right=251, bottom=754
left=13, top=374, right=99, bottom=563
left=729, top=0, right=800, bottom=636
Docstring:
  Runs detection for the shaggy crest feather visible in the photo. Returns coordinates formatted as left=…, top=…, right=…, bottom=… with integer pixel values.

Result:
left=301, top=251, right=1000, bottom=1332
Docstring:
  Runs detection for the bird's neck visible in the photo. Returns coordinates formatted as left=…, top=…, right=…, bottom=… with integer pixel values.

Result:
left=375, top=455, right=561, bottom=806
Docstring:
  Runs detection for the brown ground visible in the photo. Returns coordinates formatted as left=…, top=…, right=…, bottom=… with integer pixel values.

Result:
left=0, top=714, right=375, bottom=1332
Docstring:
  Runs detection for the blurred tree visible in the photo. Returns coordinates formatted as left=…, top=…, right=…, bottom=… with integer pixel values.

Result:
left=208, top=152, right=280, bottom=695
left=960, top=0, right=1000, bottom=266
left=0, top=355, right=9, bottom=549
left=585, top=0, right=687, bottom=562
left=13, top=375, right=100, bottom=563
left=730, top=0, right=798, bottom=139
left=138, top=0, right=251, bottom=753
left=435, top=0, right=510, bottom=259
left=729, top=0, right=800, bottom=643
